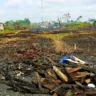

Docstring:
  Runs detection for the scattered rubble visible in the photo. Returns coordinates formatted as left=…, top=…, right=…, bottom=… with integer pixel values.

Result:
left=0, top=54, right=96, bottom=96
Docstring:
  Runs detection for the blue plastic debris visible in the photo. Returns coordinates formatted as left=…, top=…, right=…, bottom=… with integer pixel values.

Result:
left=59, top=55, right=76, bottom=64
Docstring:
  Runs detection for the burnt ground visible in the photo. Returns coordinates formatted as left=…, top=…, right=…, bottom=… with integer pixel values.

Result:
left=0, top=31, right=96, bottom=96
left=62, top=33, right=96, bottom=62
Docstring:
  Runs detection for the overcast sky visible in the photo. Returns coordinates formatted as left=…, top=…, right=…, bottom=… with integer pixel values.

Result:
left=0, top=0, right=96, bottom=22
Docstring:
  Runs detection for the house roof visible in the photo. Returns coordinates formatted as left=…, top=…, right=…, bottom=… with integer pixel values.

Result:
left=0, top=22, right=5, bottom=25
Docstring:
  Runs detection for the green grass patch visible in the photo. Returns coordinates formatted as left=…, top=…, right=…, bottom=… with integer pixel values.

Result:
left=39, top=30, right=96, bottom=40
left=40, top=32, right=73, bottom=40
left=0, top=29, right=18, bottom=34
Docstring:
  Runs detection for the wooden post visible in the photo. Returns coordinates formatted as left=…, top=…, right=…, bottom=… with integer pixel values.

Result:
left=74, top=43, right=77, bottom=51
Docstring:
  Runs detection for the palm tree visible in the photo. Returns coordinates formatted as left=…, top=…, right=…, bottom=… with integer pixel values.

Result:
left=62, top=13, right=71, bottom=23
left=93, top=21, right=96, bottom=27
left=76, top=16, right=82, bottom=22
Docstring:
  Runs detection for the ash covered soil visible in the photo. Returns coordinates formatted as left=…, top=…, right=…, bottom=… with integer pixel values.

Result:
left=0, top=31, right=96, bottom=96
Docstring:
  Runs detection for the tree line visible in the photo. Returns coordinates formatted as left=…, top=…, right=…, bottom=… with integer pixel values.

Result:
left=5, top=13, right=96, bottom=31
left=5, top=18, right=31, bottom=30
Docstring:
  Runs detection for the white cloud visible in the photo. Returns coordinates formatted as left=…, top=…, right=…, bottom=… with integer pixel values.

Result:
left=0, top=10, right=5, bottom=15
left=1, top=0, right=96, bottom=22
left=42, top=0, right=96, bottom=20
left=5, top=0, right=34, bottom=7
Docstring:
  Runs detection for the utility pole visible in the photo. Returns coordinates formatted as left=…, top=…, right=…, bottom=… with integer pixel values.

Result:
left=41, top=0, right=44, bottom=22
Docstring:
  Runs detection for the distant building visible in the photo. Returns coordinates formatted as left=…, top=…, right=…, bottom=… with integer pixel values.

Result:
left=41, top=21, right=50, bottom=28
left=0, top=22, right=4, bottom=30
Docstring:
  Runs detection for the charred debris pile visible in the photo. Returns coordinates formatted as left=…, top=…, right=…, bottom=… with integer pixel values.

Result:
left=0, top=48, right=96, bottom=96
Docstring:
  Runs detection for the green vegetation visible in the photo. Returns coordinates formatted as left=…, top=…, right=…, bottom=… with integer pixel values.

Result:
left=0, top=30, right=17, bottom=34
left=0, top=18, right=31, bottom=33
left=0, top=26, right=17, bottom=33
left=65, top=22, right=91, bottom=29
left=40, top=32, right=73, bottom=40
left=39, top=31, right=96, bottom=40
left=1, top=13, right=96, bottom=34
left=88, top=18, right=96, bottom=27
left=5, top=18, right=31, bottom=30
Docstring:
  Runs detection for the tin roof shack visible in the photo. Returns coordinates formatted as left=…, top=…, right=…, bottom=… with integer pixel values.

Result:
left=0, top=22, right=4, bottom=30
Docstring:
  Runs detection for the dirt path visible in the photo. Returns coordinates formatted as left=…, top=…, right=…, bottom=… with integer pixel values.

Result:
left=53, top=40, right=73, bottom=53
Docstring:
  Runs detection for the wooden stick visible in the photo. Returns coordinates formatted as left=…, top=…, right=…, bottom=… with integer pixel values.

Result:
left=53, top=66, right=68, bottom=82
left=67, top=67, right=81, bottom=73
left=46, top=57, right=68, bottom=82
left=35, top=72, right=42, bottom=90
